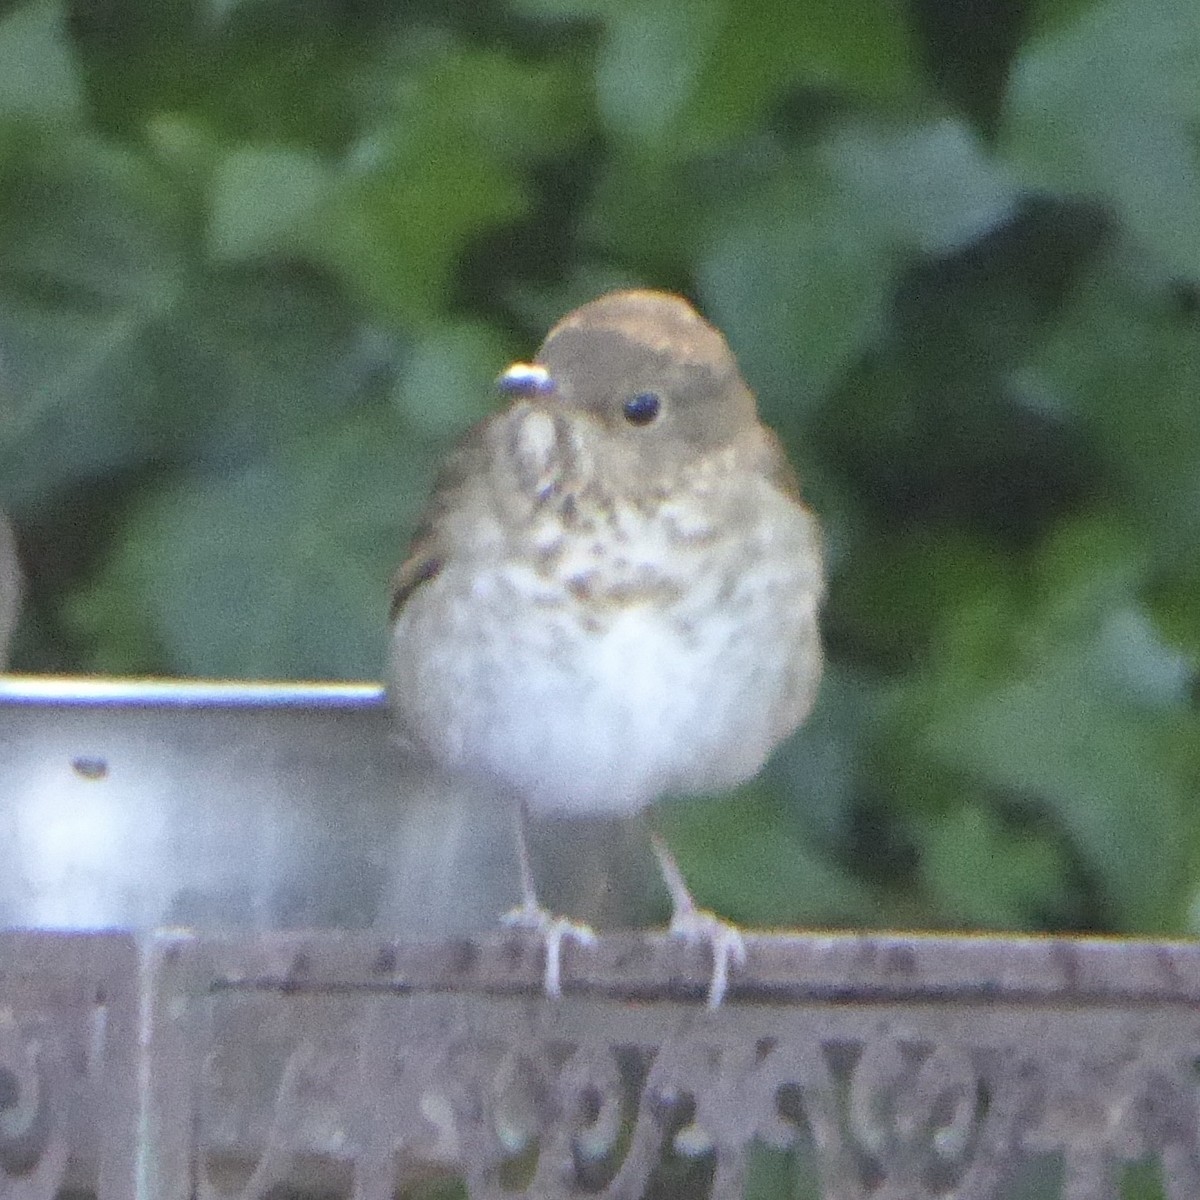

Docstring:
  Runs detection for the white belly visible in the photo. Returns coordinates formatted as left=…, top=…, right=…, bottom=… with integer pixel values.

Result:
left=390, top=523, right=821, bottom=815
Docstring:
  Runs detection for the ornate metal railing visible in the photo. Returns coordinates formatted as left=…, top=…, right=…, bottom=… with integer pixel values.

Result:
left=1, top=679, right=1196, bottom=1199
left=3, top=929, right=1200, bottom=1199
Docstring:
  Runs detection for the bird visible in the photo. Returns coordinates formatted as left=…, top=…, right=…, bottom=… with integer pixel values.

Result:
left=388, top=289, right=824, bottom=1006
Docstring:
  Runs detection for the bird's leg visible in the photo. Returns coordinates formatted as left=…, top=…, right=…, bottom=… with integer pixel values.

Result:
left=515, top=797, right=541, bottom=916
left=649, top=829, right=747, bottom=1009
left=501, top=800, right=596, bottom=998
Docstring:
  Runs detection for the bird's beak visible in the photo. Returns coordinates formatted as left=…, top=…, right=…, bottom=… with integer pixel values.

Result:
left=496, top=361, right=557, bottom=397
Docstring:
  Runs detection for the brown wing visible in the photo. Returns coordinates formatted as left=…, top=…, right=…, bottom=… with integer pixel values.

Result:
left=387, top=418, right=495, bottom=621
left=388, top=532, right=442, bottom=620
left=746, top=424, right=803, bottom=503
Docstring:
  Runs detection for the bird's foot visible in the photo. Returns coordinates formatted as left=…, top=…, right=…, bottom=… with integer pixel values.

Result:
left=669, top=907, right=747, bottom=1009
left=502, top=903, right=596, bottom=999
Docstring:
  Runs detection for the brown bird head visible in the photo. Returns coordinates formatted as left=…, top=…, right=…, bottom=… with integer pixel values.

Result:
left=497, top=290, right=759, bottom=482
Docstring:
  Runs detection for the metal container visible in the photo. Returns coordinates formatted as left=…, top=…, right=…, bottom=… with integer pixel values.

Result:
left=0, top=677, right=518, bottom=936
left=0, top=675, right=655, bottom=937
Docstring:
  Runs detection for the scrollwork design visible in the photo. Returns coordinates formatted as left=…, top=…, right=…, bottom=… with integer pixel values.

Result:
left=198, top=995, right=1200, bottom=1200
left=0, top=1008, right=69, bottom=1200
left=845, top=1039, right=984, bottom=1195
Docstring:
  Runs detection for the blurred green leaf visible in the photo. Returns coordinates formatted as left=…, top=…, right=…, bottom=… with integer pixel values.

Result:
left=832, top=528, right=1017, bottom=673
left=920, top=801, right=1068, bottom=928
left=677, top=0, right=919, bottom=150
left=924, top=650, right=1190, bottom=932
left=0, top=129, right=384, bottom=510
left=173, top=265, right=396, bottom=464
left=582, top=151, right=709, bottom=281
left=0, top=0, right=83, bottom=121
left=892, top=515, right=1200, bottom=932
left=1021, top=254, right=1200, bottom=555
left=592, top=0, right=725, bottom=146
left=768, top=664, right=883, bottom=850
left=392, top=320, right=514, bottom=439
left=307, top=48, right=588, bottom=325
left=1004, top=0, right=1200, bottom=277
left=1151, top=564, right=1200, bottom=670
left=822, top=120, right=1017, bottom=255
left=1027, top=516, right=1193, bottom=705
left=144, top=111, right=225, bottom=184
left=1027, top=0, right=1108, bottom=37
left=529, top=0, right=920, bottom=153
left=67, top=407, right=431, bottom=678
left=659, top=784, right=882, bottom=926
left=698, top=170, right=892, bottom=409
left=202, top=0, right=252, bottom=25
left=310, top=163, right=523, bottom=330
left=697, top=119, right=1016, bottom=409
left=208, top=144, right=333, bottom=261
left=0, top=134, right=188, bottom=507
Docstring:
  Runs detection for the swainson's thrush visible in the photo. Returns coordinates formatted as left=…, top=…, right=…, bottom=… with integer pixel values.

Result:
left=388, top=290, right=824, bottom=1005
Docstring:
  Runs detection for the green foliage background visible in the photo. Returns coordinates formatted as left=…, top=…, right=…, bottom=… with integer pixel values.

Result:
left=2, top=0, right=1199, bottom=945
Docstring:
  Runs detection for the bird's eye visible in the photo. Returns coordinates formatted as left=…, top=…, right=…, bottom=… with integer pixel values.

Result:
left=622, top=391, right=661, bottom=426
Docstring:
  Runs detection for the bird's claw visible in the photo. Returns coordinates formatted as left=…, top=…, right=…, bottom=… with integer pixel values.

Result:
left=502, top=904, right=596, bottom=999
left=669, top=908, right=747, bottom=1009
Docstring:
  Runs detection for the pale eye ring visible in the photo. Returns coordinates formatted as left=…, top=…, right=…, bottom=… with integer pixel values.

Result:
left=622, top=391, right=661, bottom=426
left=497, top=362, right=556, bottom=396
